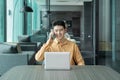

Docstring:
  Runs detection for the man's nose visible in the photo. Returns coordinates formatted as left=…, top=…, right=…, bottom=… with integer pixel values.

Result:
left=57, top=31, right=61, bottom=34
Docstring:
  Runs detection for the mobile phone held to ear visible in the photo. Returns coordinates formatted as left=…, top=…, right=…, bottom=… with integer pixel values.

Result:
left=52, top=33, right=56, bottom=39
left=51, top=30, right=56, bottom=39
left=49, top=29, right=56, bottom=39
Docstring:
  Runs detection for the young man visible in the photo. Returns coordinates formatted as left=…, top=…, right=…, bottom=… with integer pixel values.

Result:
left=35, top=20, right=85, bottom=65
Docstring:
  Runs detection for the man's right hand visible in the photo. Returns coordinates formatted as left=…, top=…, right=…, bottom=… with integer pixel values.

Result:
left=49, top=29, right=55, bottom=39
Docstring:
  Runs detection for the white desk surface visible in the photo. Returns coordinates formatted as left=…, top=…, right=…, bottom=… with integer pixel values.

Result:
left=0, top=65, right=120, bottom=80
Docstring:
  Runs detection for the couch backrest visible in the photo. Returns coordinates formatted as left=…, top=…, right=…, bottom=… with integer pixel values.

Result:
left=0, top=42, right=22, bottom=53
left=18, top=42, right=37, bottom=51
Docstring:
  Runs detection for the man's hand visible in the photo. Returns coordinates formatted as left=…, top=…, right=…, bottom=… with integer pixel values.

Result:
left=49, top=29, right=55, bottom=39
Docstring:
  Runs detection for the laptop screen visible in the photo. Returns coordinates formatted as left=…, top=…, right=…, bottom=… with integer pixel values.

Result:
left=44, top=52, right=70, bottom=70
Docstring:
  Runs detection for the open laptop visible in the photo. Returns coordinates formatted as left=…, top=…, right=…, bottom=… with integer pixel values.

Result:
left=44, top=52, right=70, bottom=70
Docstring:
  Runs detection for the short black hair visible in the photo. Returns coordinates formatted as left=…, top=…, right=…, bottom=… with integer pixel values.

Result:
left=52, top=20, right=66, bottom=29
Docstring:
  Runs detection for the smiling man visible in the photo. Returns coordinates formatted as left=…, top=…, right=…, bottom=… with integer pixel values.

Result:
left=35, top=20, right=85, bottom=65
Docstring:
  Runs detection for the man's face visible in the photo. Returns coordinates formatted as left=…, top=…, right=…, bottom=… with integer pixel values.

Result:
left=53, top=25, right=66, bottom=40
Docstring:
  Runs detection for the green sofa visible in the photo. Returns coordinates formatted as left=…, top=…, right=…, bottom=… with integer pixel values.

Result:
left=0, top=43, right=35, bottom=76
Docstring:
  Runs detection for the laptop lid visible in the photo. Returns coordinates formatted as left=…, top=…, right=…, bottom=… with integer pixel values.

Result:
left=44, top=52, right=70, bottom=70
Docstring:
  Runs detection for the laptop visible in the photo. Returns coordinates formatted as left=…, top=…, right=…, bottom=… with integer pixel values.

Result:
left=44, top=52, right=70, bottom=70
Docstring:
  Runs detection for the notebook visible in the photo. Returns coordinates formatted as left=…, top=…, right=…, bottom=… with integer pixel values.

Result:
left=44, top=52, right=70, bottom=70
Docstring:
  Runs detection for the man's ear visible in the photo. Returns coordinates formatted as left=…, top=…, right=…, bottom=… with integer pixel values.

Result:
left=65, top=28, right=67, bottom=33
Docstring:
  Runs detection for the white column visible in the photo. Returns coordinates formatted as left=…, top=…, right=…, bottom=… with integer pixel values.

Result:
left=6, top=0, right=13, bottom=42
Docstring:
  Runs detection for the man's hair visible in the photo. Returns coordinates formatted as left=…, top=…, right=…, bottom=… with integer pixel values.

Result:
left=52, top=20, right=66, bottom=29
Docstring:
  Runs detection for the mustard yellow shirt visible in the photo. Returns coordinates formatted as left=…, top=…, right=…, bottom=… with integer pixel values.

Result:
left=35, top=38, right=85, bottom=65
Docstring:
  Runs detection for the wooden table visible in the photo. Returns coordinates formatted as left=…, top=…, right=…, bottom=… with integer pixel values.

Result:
left=0, top=65, right=120, bottom=80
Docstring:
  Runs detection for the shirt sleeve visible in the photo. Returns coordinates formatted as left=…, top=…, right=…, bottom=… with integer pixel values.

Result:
left=73, top=44, right=85, bottom=65
left=35, top=39, right=53, bottom=61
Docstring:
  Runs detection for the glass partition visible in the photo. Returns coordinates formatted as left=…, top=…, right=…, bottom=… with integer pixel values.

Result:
left=95, top=0, right=120, bottom=73
left=111, top=0, right=120, bottom=72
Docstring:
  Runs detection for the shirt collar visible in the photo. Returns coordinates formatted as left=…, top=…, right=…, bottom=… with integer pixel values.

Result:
left=54, top=38, right=68, bottom=45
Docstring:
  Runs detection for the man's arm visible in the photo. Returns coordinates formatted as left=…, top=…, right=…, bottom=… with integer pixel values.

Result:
left=35, top=38, right=53, bottom=61
left=74, top=44, right=85, bottom=65
left=35, top=29, right=54, bottom=61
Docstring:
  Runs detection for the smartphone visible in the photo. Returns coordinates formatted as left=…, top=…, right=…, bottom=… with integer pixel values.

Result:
left=48, top=29, right=56, bottom=39
left=52, top=30, right=56, bottom=39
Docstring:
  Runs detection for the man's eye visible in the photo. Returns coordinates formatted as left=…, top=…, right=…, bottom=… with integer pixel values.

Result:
left=60, top=29, right=63, bottom=31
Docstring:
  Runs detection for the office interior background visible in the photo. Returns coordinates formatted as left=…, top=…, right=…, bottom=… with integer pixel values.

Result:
left=0, top=0, right=120, bottom=75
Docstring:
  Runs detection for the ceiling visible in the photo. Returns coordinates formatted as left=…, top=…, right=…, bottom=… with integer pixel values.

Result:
left=36, top=0, right=92, bottom=6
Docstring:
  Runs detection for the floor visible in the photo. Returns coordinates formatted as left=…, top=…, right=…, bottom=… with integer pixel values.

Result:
left=96, top=51, right=120, bottom=73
